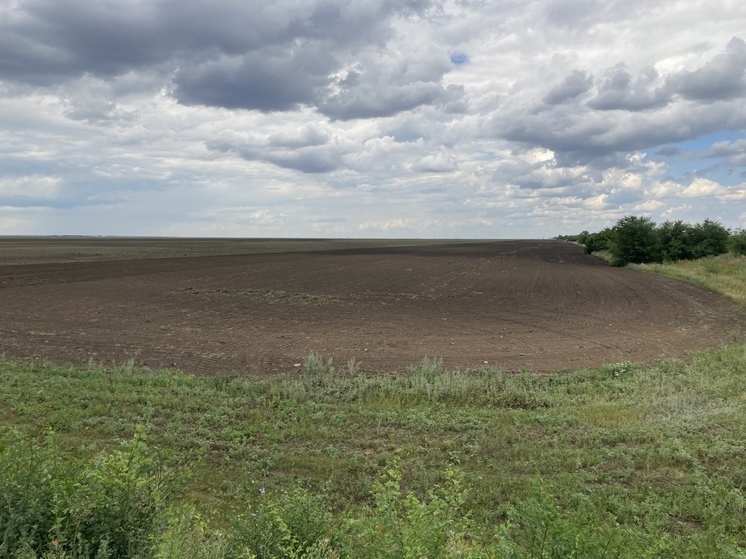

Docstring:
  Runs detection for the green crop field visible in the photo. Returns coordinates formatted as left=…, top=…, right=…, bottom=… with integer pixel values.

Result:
left=1, top=252, right=745, bottom=558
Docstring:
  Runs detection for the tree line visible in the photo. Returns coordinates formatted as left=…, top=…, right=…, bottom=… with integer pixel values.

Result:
left=557, top=216, right=746, bottom=266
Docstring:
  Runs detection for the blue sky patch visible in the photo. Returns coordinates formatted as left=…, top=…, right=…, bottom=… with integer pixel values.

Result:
left=449, top=52, right=469, bottom=66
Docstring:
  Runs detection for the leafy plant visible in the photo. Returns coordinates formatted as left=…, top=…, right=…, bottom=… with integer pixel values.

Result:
left=349, top=463, right=471, bottom=559
left=229, top=485, right=331, bottom=559
left=303, top=352, right=335, bottom=389
left=0, top=427, right=180, bottom=559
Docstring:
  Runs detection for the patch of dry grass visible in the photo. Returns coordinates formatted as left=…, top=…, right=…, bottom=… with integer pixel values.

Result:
left=631, top=253, right=746, bottom=306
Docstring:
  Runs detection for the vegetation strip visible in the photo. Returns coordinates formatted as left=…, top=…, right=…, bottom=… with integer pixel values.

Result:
left=561, top=215, right=746, bottom=266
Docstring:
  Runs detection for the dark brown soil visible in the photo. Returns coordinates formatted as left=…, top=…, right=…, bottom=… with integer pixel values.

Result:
left=1, top=240, right=745, bottom=375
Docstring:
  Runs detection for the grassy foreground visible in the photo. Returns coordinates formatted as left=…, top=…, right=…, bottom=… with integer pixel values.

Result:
left=2, top=255, right=746, bottom=558
left=2, top=347, right=746, bottom=558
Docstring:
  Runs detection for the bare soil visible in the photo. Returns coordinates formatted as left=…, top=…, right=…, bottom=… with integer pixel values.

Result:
left=1, top=240, right=745, bottom=375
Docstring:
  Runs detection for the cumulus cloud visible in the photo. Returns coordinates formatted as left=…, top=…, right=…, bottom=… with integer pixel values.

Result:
left=0, top=0, right=449, bottom=117
left=587, top=65, right=667, bottom=111
left=1, top=0, right=745, bottom=237
left=669, top=37, right=746, bottom=102
left=317, top=49, right=463, bottom=120
left=543, top=70, right=593, bottom=105
left=173, top=47, right=334, bottom=112
left=495, top=39, right=746, bottom=171
left=701, top=139, right=746, bottom=166
left=413, top=148, right=458, bottom=173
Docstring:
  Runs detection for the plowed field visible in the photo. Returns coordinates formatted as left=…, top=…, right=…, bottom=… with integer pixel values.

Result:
left=2, top=240, right=745, bottom=375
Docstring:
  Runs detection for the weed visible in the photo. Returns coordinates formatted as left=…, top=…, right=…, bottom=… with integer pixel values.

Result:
left=302, top=352, right=335, bottom=389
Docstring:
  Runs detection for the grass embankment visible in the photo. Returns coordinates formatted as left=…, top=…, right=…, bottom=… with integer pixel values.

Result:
left=3, top=254, right=746, bottom=557
left=631, top=253, right=746, bottom=307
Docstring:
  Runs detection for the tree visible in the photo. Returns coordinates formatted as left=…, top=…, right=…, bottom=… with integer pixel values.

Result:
left=657, top=220, right=695, bottom=261
left=611, top=216, right=660, bottom=265
left=728, top=228, right=746, bottom=256
left=690, top=219, right=730, bottom=258
left=582, top=228, right=612, bottom=254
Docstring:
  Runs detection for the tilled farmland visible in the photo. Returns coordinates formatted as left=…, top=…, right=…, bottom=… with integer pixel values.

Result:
left=1, top=240, right=745, bottom=375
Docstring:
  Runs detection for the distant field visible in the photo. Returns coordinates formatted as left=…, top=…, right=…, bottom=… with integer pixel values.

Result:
left=0, top=236, right=484, bottom=265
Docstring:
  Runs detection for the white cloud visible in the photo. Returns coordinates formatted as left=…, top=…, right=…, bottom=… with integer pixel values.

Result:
left=0, top=0, right=745, bottom=237
left=0, top=176, right=60, bottom=199
left=680, top=177, right=727, bottom=198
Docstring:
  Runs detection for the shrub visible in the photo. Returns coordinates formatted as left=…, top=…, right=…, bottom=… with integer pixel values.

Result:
left=0, top=430, right=67, bottom=556
left=728, top=229, right=746, bottom=256
left=229, top=485, right=331, bottom=559
left=497, top=483, right=626, bottom=558
left=67, top=426, right=177, bottom=558
left=690, top=219, right=730, bottom=258
left=581, top=228, right=613, bottom=255
left=303, top=351, right=336, bottom=389
left=611, top=216, right=661, bottom=265
left=348, top=464, right=471, bottom=559
left=0, top=427, right=179, bottom=559
left=576, top=217, right=737, bottom=265
left=657, top=220, right=695, bottom=261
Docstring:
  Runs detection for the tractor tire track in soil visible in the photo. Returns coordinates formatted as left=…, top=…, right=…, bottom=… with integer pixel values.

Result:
left=1, top=240, right=745, bottom=376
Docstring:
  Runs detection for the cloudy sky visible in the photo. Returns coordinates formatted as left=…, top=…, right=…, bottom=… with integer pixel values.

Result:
left=1, top=0, right=745, bottom=238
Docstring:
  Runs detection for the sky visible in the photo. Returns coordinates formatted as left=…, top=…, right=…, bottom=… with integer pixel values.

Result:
left=0, top=0, right=745, bottom=238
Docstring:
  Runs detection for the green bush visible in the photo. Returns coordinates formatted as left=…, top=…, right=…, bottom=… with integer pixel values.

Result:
left=155, top=506, right=229, bottom=559
left=0, top=427, right=179, bottom=559
left=611, top=216, right=661, bottom=266
left=498, top=484, right=625, bottom=558
left=228, top=485, right=331, bottom=559
left=729, top=229, right=746, bottom=256
left=576, top=217, right=737, bottom=265
left=0, top=430, right=67, bottom=556
left=690, top=219, right=730, bottom=258
left=657, top=220, right=695, bottom=261
left=580, top=228, right=612, bottom=255
left=347, top=463, right=473, bottom=559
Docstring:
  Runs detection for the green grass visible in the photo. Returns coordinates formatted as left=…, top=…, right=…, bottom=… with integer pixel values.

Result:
left=2, top=348, right=746, bottom=556
left=631, top=253, right=746, bottom=306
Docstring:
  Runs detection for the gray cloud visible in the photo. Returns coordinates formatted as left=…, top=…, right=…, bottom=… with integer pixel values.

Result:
left=317, top=50, right=463, bottom=120
left=497, top=38, right=746, bottom=169
left=587, top=65, right=668, bottom=111
left=702, top=139, right=746, bottom=166
left=319, top=82, right=462, bottom=120
left=703, top=139, right=746, bottom=157
left=207, top=136, right=347, bottom=174
left=0, top=0, right=449, bottom=117
left=656, top=146, right=681, bottom=157
left=543, top=0, right=600, bottom=29
left=173, top=46, right=334, bottom=112
left=670, top=37, right=746, bottom=102
left=543, top=70, right=593, bottom=105
left=267, top=125, right=329, bottom=149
